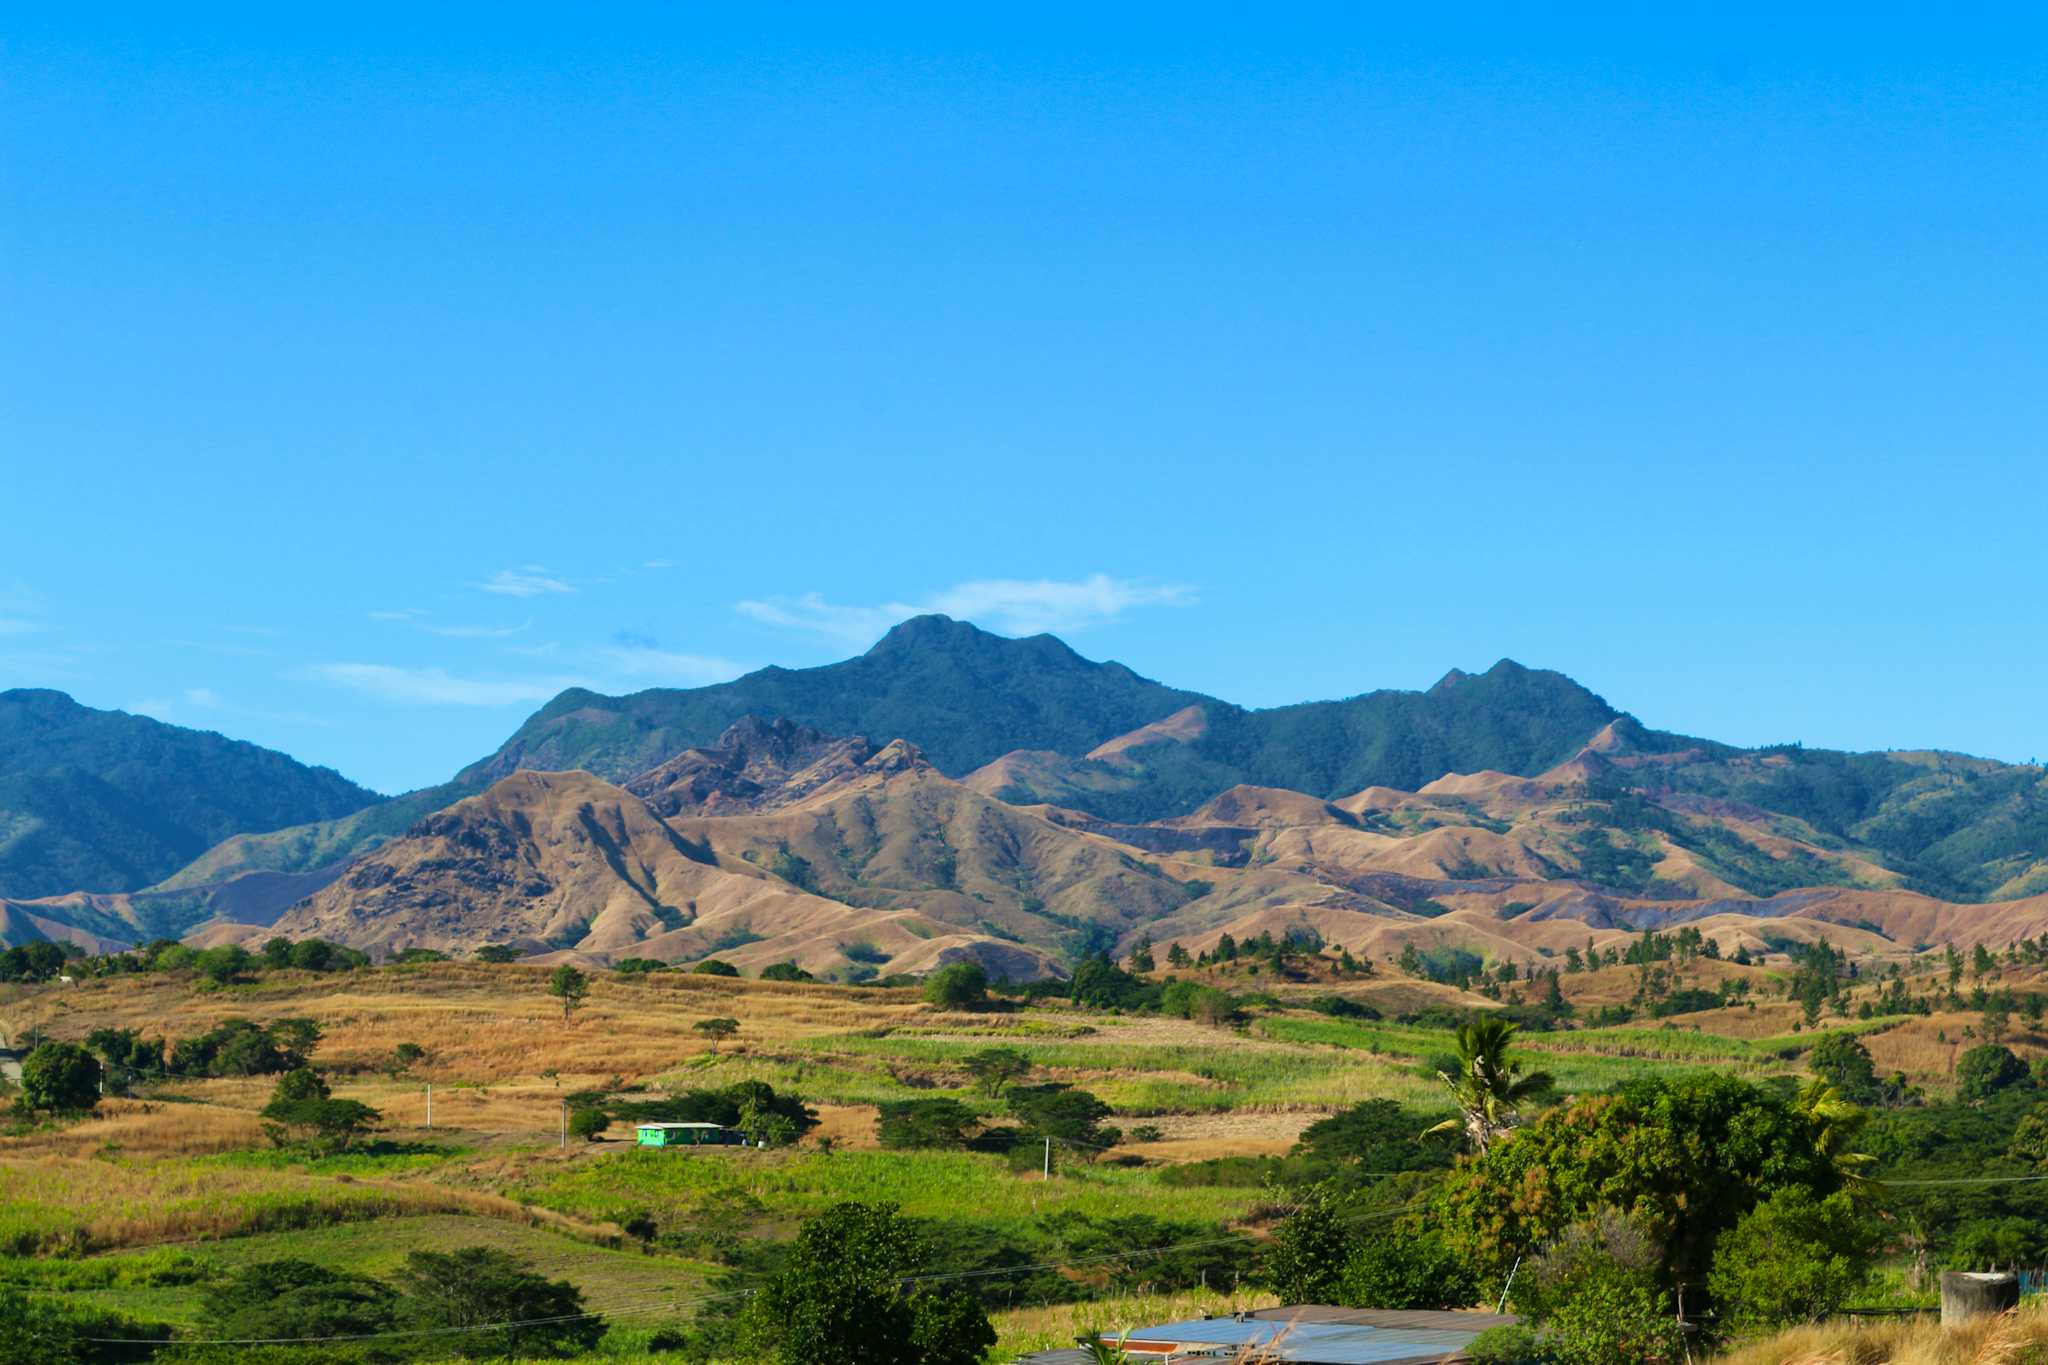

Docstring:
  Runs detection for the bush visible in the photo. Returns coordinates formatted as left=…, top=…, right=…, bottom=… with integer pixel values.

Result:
left=1158, top=980, right=1244, bottom=1027
left=759, top=961, right=815, bottom=983
left=877, top=1099, right=978, bottom=1150
left=19, top=1043, right=100, bottom=1114
left=1308, top=994, right=1381, bottom=1021
left=1261, top=1184, right=1350, bottom=1303
left=1947, top=1216, right=2048, bottom=1270
left=1511, top=1211, right=1678, bottom=1365
left=1340, top=1222, right=1481, bottom=1310
left=1807, top=1033, right=1883, bottom=1105
left=1707, top=1187, right=1875, bottom=1329
left=1008, top=1084, right=1117, bottom=1151
left=199, top=1258, right=397, bottom=1342
left=1957, top=1044, right=2029, bottom=1101
left=1465, top=1323, right=1548, bottom=1364
left=395, top=1247, right=603, bottom=1358
left=737, top=1202, right=992, bottom=1365
left=569, top=1107, right=611, bottom=1142
left=692, top=959, right=740, bottom=977
left=260, top=1069, right=380, bottom=1152
left=0, top=1287, right=174, bottom=1363
left=921, top=962, right=988, bottom=1010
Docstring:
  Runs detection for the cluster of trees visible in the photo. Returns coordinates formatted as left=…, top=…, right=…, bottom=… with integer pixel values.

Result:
left=876, top=1047, right=1119, bottom=1164
left=1266, top=1064, right=1880, bottom=1362
left=13, top=1017, right=327, bottom=1115
left=586, top=1081, right=820, bottom=1148
left=0, top=939, right=79, bottom=983
left=101, top=1246, right=604, bottom=1362
left=1158, top=927, right=1365, bottom=979
left=1060, top=953, right=1249, bottom=1025
left=23, top=936, right=372, bottom=984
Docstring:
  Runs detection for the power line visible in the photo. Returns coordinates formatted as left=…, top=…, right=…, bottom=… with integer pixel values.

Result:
left=73, top=1198, right=1425, bottom=1346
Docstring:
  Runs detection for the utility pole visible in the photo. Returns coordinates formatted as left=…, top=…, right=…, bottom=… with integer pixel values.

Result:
left=560, top=1101, right=568, bottom=1150
left=1042, top=1137, right=1051, bottom=1180
left=425, top=1083, right=432, bottom=1129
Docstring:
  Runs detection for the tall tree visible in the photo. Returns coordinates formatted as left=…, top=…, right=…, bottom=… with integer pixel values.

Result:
left=1423, top=1019, right=1554, bottom=1153
left=548, top=964, right=588, bottom=1025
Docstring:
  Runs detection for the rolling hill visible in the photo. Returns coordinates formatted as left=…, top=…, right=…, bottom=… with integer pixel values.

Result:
left=266, top=766, right=1061, bottom=980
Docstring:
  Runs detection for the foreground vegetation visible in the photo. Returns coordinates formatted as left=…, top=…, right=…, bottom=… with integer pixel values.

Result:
left=4, top=932, right=2048, bottom=1361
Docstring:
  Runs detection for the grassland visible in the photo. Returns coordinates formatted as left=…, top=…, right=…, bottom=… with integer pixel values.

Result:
left=3, top=952, right=2042, bottom=1361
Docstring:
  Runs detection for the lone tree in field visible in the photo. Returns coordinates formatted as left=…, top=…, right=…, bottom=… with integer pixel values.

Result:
left=921, top=961, right=988, bottom=1010
left=19, top=1042, right=100, bottom=1114
left=548, top=964, right=589, bottom=1025
left=1423, top=1018, right=1553, bottom=1153
left=694, top=1017, right=739, bottom=1051
left=963, top=1046, right=1030, bottom=1097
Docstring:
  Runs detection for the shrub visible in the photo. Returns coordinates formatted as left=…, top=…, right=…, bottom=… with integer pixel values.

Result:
left=395, top=1246, right=603, bottom=1358
left=877, top=1099, right=978, bottom=1150
left=738, top=1202, right=993, bottom=1365
left=1957, top=1044, right=2029, bottom=1101
left=568, top=1108, right=611, bottom=1142
left=0, top=1287, right=174, bottom=1363
left=1465, top=1323, right=1547, bottom=1364
left=1261, top=1184, right=1349, bottom=1303
left=1706, top=1187, right=1875, bottom=1329
left=692, top=959, right=740, bottom=977
left=199, top=1258, right=398, bottom=1341
left=19, top=1043, right=100, bottom=1114
left=1340, top=1221, right=1480, bottom=1310
left=474, top=945, right=520, bottom=963
left=1308, top=994, right=1381, bottom=1021
left=759, top=961, right=815, bottom=983
left=1008, top=1084, right=1117, bottom=1151
left=1807, top=1033, right=1884, bottom=1105
left=1946, top=1216, right=2048, bottom=1270
left=921, top=962, right=989, bottom=1010
left=613, top=958, right=667, bottom=974
left=260, top=1069, right=380, bottom=1152
left=1511, top=1211, right=1678, bottom=1365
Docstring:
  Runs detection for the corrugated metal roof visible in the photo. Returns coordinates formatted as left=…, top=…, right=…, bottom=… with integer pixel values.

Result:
left=1098, top=1307, right=1517, bottom=1364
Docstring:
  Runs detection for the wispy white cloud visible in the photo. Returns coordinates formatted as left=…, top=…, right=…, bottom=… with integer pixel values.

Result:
left=597, top=647, right=742, bottom=686
left=641, top=559, right=675, bottom=570
left=0, top=618, right=38, bottom=636
left=474, top=566, right=575, bottom=598
left=424, top=620, right=531, bottom=639
left=735, top=574, right=1198, bottom=645
left=302, top=663, right=568, bottom=707
left=184, top=687, right=222, bottom=708
left=368, top=608, right=428, bottom=622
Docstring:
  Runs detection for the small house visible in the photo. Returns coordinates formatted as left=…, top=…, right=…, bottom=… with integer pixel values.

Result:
left=634, top=1121, right=739, bottom=1149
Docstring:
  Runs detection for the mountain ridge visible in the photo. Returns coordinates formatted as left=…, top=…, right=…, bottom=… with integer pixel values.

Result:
left=0, top=688, right=382, bottom=900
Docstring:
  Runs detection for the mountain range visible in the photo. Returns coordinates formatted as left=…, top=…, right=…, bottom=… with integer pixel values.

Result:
left=3, top=617, right=2045, bottom=975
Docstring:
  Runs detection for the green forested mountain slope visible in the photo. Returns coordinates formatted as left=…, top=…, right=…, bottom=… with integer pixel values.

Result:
left=0, top=689, right=381, bottom=897
left=459, top=614, right=1209, bottom=785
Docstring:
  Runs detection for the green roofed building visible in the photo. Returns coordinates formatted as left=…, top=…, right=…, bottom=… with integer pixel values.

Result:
left=634, top=1121, right=739, bottom=1148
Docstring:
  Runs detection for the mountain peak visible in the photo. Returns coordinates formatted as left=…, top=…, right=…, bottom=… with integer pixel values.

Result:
left=864, top=613, right=997, bottom=654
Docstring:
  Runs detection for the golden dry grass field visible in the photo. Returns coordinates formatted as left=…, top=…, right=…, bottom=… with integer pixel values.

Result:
left=1, top=948, right=2035, bottom=1361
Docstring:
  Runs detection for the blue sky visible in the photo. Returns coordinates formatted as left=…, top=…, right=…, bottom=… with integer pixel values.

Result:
left=4, top=6, right=2044, bottom=794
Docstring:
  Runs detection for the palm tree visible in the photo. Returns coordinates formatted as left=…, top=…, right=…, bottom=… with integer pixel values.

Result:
left=1423, top=1018, right=1554, bottom=1153
left=1796, top=1077, right=1876, bottom=1188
